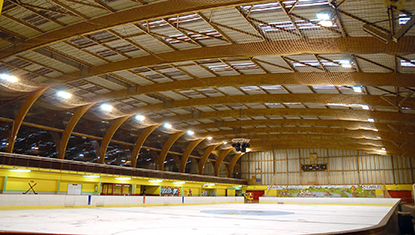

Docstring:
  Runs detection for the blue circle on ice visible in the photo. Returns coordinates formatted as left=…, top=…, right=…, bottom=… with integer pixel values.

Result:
left=201, top=210, right=294, bottom=216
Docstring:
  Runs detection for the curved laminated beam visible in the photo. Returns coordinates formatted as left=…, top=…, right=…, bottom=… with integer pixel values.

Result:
left=93, top=73, right=415, bottom=102
left=179, top=138, right=206, bottom=173
left=58, top=103, right=96, bottom=159
left=207, top=127, right=415, bottom=143
left=158, top=131, right=186, bottom=171
left=198, top=143, right=222, bottom=175
left=98, top=115, right=132, bottom=164
left=228, top=153, right=244, bottom=178
left=0, top=0, right=268, bottom=60
left=131, top=124, right=161, bottom=168
left=54, top=37, right=415, bottom=83
left=96, top=94, right=415, bottom=121
left=7, top=87, right=50, bottom=153
left=163, top=108, right=415, bottom=126
left=214, top=148, right=234, bottom=176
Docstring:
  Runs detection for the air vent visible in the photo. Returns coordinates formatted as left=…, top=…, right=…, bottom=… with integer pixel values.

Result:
left=99, top=74, right=131, bottom=87
left=85, top=86, right=103, bottom=92
left=22, top=14, right=49, bottom=26
left=113, top=44, right=140, bottom=53
left=146, top=74, right=165, bottom=80
left=0, top=64, right=14, bottom=73
left=68, top=80, right=88, bottom=87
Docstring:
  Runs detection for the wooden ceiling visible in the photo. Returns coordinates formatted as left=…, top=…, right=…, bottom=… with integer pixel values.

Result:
left=0, top=0, right=414, bottom=162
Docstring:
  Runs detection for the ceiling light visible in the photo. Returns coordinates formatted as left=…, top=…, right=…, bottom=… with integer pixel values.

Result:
left=207, top=136, right=212, bottom=140
left=368, top=118, right=375, bottom=122
left=164, top=123, right=172, bottom=129
left=316, top=12, right=331, bottom=20
left=361, top=105, right=369, bottom=110
left=377, top=137, right=381, bottom=139
left=373, top=129, right=379, bottom=132
left=339, top=59, right=352, bottom=68
left=10, top=169, right=31, bottom=172
left=100, top=104, right=113, bottom=112
left=0, top=74, right=18, bottom=83
left=149, top=179, right=163, bottom=183
left=173, top=181, right=185, bottom=184
left=187, top=130, right=194, bottom=135
left=381, top=147, right=386, bottom=150
left=115, top=177, right=131, bottom=180
left=83, top=175, right=100, bottom=178
left=353, top=86, right=363, bottom=93
left=319, top=20, right=333, bottom=27
left=135, top=115, right=145, bottom=121
left=223, top=141, right=227, bottom=144
left=56, top=91, right=72, bottom=99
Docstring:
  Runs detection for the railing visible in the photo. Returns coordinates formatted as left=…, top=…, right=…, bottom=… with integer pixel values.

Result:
left=0, top=152, right=247, bottom=185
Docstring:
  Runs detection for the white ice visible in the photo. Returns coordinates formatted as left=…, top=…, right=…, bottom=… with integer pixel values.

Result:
left=0, top=203, right=392, bottom=235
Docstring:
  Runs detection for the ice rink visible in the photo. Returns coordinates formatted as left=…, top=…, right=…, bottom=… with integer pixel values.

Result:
left=0, top=203, right=393, bottom=235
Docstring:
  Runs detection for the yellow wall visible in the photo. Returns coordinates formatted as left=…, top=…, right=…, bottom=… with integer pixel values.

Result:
left=227, top=188, right=235, bottom=196
left=0, top=167, right=244, bottom=196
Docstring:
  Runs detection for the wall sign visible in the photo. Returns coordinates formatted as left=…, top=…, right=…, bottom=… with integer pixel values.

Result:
left=161, top=186, right=181, bottom=196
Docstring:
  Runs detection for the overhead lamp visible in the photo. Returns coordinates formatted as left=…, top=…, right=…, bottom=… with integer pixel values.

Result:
left=223, top=141, right=227, bottom=145
left=373, top=129, right=379, bottom=132
left=56, top=91, right=72, bottom=99
left=319, top=20, right=333, bottom=27
left=316, top=12, right=331, bottom=20
left=83, top=175, right=100, bottom=178
left=115, top=177, right=131, bottom=180
left=10, top=169, right=31, bottom=172
left=381, top=147, right=386, bottom=150
left=164, top=123, right=172, bottom=129
left=339, top=59, right=352, bottom=68
left=207, top=136, right=213, bottom=140
left=368, top=118, right=375, bottom=122
left=187, top=130, right=194, bottom=135
left=361, top=105, right=369, bottom=110
left=100, top=104, right=113, bottom=112
left=0, top=74, right=18, bottom=83
left=135, top=115, right=145, bottom=121
left=173, top=181, right=185, bottom=184
left=149, top=179, right=163, bottom=183
left=353, top=86, right=363, bottom=93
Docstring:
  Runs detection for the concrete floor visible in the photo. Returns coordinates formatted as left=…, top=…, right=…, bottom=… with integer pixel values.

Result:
left=0, top=203, right=393, bottom=235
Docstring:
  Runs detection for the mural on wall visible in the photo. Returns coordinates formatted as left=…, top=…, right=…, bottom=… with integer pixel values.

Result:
left=160, top=186, right=181, bottom=196
left=268, top=185, right=380, bottom=198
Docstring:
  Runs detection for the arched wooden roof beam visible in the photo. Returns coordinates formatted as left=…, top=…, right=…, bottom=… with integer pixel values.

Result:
left=158, top=131, right=186, bottom=171
left=214, top=148, right=234, bottom=176
left=91, top=73, right=415, bottom=102
left=163, top=108, right=415, bottom=126
left=58, top=103, right=96, bottom=159
left=0, top=0, right=271, bottom=60
left=98, top=115, right=132, bottom=164
left=53, top=36, right=415, bottom=83
left=131, top=124, right=162, bottom=168
left=180, top=138, right=206, bottom=173
left=228, top=153, right=245, bottom=178
left=7, top=87, right=50, bottom=153
left=198, top=143, right=222, bottom=175
left=189, top=119, right=415, bottom=135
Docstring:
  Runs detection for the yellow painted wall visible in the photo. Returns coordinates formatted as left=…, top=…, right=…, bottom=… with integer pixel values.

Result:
left=6, top=178, right=57, bottom=193
left=227, top=188, right=235, bottom=196
left=0, top=167, right=244, bottom=196
left=146, top=185, right=160, bottom=195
